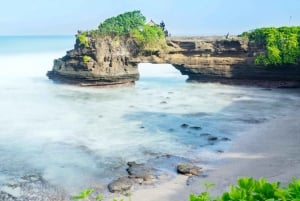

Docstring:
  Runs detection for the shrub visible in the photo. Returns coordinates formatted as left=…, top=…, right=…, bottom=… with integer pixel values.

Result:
left=83, top=55, right=91, bottom=63
left=77, top=33, right=89, bottom=48
left=131, top=24, right=167, bottom=51
left=190, top=177, right=300, bottom=201
left=247, top=26, right=300, bottom=66
left=98, top=10, right=146, bottom=37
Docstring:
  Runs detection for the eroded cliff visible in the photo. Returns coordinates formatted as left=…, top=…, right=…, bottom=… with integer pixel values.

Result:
left=47, top=36, right=140, bottom=86
left=47, top=35, right=300, bottom=87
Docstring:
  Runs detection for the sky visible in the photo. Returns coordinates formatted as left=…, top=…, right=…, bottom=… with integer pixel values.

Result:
left=0, top=0, right=299, bottom=36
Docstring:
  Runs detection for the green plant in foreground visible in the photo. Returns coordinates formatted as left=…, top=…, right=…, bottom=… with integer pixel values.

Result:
left=190, top=177, right=300, bottom=201
left=72, top=189, right=103, bottom=201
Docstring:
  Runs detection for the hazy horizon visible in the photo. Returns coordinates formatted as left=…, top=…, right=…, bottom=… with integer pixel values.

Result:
left=0, top=0, right=299, bottom=36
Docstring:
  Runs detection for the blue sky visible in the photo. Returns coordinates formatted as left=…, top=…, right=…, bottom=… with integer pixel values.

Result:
left=0, top=0, right=299, bottom=35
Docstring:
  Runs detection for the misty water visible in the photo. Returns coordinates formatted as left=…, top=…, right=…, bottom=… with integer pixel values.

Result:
left=0, top=36, right=300, bottom=198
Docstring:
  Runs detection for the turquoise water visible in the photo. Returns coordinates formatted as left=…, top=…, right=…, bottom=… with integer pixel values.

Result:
left=0, top=36, right=300, bottom=200
left=0, top=35, right=74, bottom=54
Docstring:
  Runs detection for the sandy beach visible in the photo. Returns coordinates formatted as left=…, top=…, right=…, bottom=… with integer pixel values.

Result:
left=112, top=107, right=300, bottom=201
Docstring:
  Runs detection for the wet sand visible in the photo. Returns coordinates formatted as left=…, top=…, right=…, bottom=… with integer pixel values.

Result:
left=116, top=108, right=300, bottom=201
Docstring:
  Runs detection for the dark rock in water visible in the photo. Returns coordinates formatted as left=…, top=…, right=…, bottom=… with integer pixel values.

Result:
left=168, top=128, right=175, bottom=132
left=208, top=136, right=218, bottom=141
left=200, top=133, right=211, bottom=137
left=140, top=126, right=145, bottom=129
left=127, top=162, right=155, bottom=182
left=189, top=126, right=202, bottom=130
left=108, top=177, right=134, bottom=193
left=0, top=191, right=17, bottom=201
left=177, top=164, right=202, bottom=176
left=239, top=118, right=266, bottom=124
left=160, top=101, right=167, bottom=104
left=216, top=150, right=224, bottom=153
left=181, top=123, right=189, bottom=128
left=221, top=137, right=231, bottom=141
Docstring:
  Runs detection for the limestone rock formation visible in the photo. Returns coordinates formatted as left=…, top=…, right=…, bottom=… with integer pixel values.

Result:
left=47, top=36, right=139, bottom=86
left=47, top=35, right=300, bottom=87
left=134, top=36, right=300, bottom=87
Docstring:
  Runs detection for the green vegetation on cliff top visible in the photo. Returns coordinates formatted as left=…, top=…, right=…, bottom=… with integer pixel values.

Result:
left=242, top=26, right=300, bottom=66
left=98, top=10, right=146, bottom=36
left=77, top=10, right=166, bottom=52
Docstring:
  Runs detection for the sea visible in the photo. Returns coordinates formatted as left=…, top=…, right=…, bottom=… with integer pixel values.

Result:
left=0, top=36, right=300, bottom=199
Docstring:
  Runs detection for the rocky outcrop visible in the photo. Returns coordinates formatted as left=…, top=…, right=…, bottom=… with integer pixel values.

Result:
left=108, top=177, right=134, bottom=193
left=47, top=36, right=139, bottom=86
left=134, top=36, right=300, bottom=87
left=177, top=164, right=202, bottom=176
left=47, top=35, right=300, bottom=87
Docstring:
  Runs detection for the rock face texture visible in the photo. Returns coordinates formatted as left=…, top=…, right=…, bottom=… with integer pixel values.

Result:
left=135, top=36, right=300, bottom=87
left=47, top=35, right=300, bottom=87
left=47, top=36, right=140, bottom=86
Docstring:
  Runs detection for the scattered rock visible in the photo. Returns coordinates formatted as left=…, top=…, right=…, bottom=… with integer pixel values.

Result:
left=208, top=136, right=218, bottom=141
left=0, top=174, right=66, bottom=201
left=180, top=123, right=189, bottom=128
left=108, top=177, right=133, bottom=193
left=160, top=101, right=167, bottom=104
left=216, top=150, right=224, bottom=153
left=177, top=164, right=202, bottom=176
left=189, top=126, right=202, bottom=130
left=127, top=162, right=155, bottom=181
left=221, top=137, right=231, bottom=141
left=200, top=133, right=211, bottom=137
left=0, top=191, right=17, bottom=201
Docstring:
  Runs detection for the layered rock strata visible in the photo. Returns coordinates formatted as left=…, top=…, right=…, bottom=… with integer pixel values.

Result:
left=47, top=36, right=140, bottom=86
left=47, top=36, right=300, bottom=87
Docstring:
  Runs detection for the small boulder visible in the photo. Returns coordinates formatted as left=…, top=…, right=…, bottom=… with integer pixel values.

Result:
left=177, top=164, right=202, bottom=176
left=221, top=137, right=231, bottom=141
left=181, top=123, right=189, bottom=128
left=189, top=126, right=202, bottom=130
left=108, top=177, right=133, bottom=193
left=127, top=162, right=154, bottom=181
left=200, top=133, right=211, bottom=137
left=208, top=136, right=218, bottom=141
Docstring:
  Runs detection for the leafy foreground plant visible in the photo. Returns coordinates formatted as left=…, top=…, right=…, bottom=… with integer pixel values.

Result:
left=72, top=189, right=103, bottom=201
left=190, top=177, right=300, bottom=201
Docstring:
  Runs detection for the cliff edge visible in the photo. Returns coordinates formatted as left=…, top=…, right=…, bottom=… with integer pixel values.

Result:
left=47, top=11, right=300, bottom=87
left=47, top=36, right=140, bottom=86
left=47, top=35, right=300, bottom=87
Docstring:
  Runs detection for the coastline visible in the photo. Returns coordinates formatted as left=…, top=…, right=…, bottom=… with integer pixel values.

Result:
left=110, top=107, right=300, bottom=201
